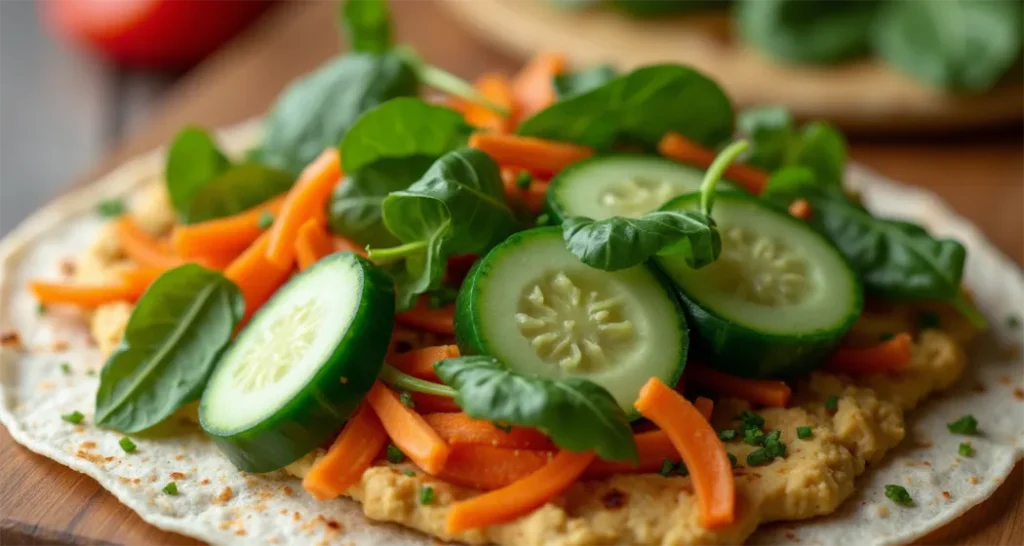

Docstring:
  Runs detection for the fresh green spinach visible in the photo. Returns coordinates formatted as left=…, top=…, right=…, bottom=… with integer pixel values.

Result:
left=165, top=127, right=231, bottom=213
left=738, top=106, right=847, bottom=187
left=518, top=63, right=734, bottom=150
left=329, top=156, right=435, bottom=247
left=94, top=265, right=244, bottom=433
left=563, top=211, right=721, bottom=271
left=737, top=0, right=879, bottom=65
left=553, top=64, right=618, bottom=98
left=434, top=355, right=638, bottom=463
left=340, top=0, right=392, bottom=54
left=180, top=164, right=294, bottom=225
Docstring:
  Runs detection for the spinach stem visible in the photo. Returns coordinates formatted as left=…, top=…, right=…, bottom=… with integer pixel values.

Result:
left=379, top=364, right=456, bottom=398
left=950, top=294, right=988, bottom=330
left=699, top=140, right=750, bottom=217
left=366, top=240, right=427, bottom=262
left=396, top=46, right=509, bottom=116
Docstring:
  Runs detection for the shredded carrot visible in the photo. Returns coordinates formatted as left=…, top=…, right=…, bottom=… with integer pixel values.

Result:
left=424, top=413, right=555, bottom=450
left=658, top=132, right=768, bottom=194
left=686, top=365, right=792, bottom=408
left=29, top=281, right=141, bottom=307
left=511, top=51, right=566, bottom=124
left=171, top=196, right=285, bottom=259
left=294, top=218, right=335, bottom=271
left=224, top=231, right=292, bottom=322
left=411, top=392, right=462, bottom=413
left=438, top=445, right=552, bottom=491
left=116, top=266, right=167, bottom=294
left=365, top=381, right=451, bottom=475
left=445, top=449, right=595, bottom=533
left=470, top=133, right=592, bottom=176
left=390, top=345, right=460, bottom=381
left=634, top=378, right=735, bottom=529
left=695, top=396, right=715, bottom=421
left=194, top=252, right=238, bottom=271
left=114, top=216, right=181, bottom=269
left=788, top=198, right=812, bottom=220
left=396, top=298, right=455, bottom=335
left=265, top=148, right=342, bottom=269
left=333, top=235, right=367, bottom=256
left=584, top=430, right=678, bottom=477
left=302, top=404, right=388, bottom=500
left=464, top=73, right=515, bottom=134
left=825, top=333, right=914, bottom=374
left=501, top=168, right=547, bottom=214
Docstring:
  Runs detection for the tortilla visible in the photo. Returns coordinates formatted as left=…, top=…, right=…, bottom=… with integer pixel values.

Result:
left=1, top=121, right=1022, bottom=545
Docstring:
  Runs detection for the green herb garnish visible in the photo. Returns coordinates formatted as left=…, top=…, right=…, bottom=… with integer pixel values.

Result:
left=677, top=461, right=689, bottom=477
left=419, top=486, right=435, bottom=505
left=97, top=199, right=126, bottom=218
left=257, top=211, right=275, bottom=230
left=60, top=362, right=71, bottom=375
left=718, top=429, right=737, bottom=441
left=746, top=448, right=773, bottom=467
left=737, top=411, right=765, bottom=430
left=727, top=452, right=738, bottom=468
left=61, top=411, right=84, bottom=424
left=37, top=303, right=47, bottom=315
left=399, top=390, right=415, bottom=409
left=958, top=442, right=974, bottom=457
left=743, top=427, right=765, bottom=446
left=947, top=415, right=978, bottom=435
left=162, top=482, right=178, bottom=495
left=119, top=437, right=137, bottom=453
left=658, top=458, right=675, bottom=477
left=797, top=426, right=813, bottom=440
left=386, top=444, right=406, bottom=464
left=493, top=422, right=512, bottom=433
left=884, top=484, right=913, bottom=506
left=515, top=171, right=532, bottom=190
left=825, top=395, right=839, bottom=412
left=402, top=469, right=416, bottom=477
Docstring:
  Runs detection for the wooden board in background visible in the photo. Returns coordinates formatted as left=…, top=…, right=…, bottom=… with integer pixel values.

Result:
left=441, top=0, right=1024, bottom=133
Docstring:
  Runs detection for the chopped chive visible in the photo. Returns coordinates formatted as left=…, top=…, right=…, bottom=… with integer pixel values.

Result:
left=797, top=426, right=813, bottom=440
left=402, top=469, right=416, bottom=477
left=718, top=429, right=737, bottom=441
left=162, top=482, right=178, bottom=495
left=736, top=411, right=765, bottom=430
left=958, top=442, right=974, bottom=457
left=60, top=362, right=71, bottom=375
left=884, top=484, right=913, bottom=506
left=916, top=310, right=941, bottom=329
left=37, top=303, right=47, bottom=315
left=96, top=199, right=126, bottom=218
left=419, top=486, right=435, bottom=505
left=658, top=458, right=675, bottom=477
left=676, top=461, right=689, bottom=477
left=824, top=395, right=839, bottom=412
left=746, top=448, right=773, bottom=467
left=947, top=415, right=978, bottom=435
left=257, top=211, right=275, bottom=230
left=399, top=390, right=415, bottom=409
left=763, top=430, right=786, bottom=458
left=535, top=213, right=551, bottom=227
left=386, top=444, right=406, bottom=464
left=878, top=332, right=895, bottom=341
left=515, top=172, right=533, bottom=190
left=743, top=427, right=765, bottom=446
left=119, top=437, right=137, bottom=453
left=727, top=452, right=738, bottom=468
left=1007, top=314, right=1021, bottom=328
left=61, top=411, right=84, bottom=424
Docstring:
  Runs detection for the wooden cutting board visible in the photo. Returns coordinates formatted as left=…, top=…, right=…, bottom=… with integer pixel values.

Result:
left=440, top=0, right=1024, bottom=134
left=1, top=2, right=1022, bottom=545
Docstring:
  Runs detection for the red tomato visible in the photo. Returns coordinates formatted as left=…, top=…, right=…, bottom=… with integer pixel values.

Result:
left=43, top=0, right=273, bottom=69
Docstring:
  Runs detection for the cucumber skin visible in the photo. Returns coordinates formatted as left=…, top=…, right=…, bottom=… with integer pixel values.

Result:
left=454, top=227, right=689, bottom=419
left=200, top=252, right=395, bottom=473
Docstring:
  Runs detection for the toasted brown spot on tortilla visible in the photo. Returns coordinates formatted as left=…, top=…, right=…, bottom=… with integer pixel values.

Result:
left=877, top=504, right=889, bottom=518
left=969, top=476, right=979, bottom=484
left=1013, top=388, right=1024, bottom=400
left=293, top=512, right=301, bottom=521
left=235, top=530, right=247, bottom=536
left=942, top=491, right=951, bottom=500
left=283, top=485, right=294, bottom=496
left=214, top=487, right=233, bottom=504
left=133, top=478, right=141, bottom=484
left=175, top=454, right=184, bottom=460
left=104, top=456, right=114, bottom=462
left=75, top=450, right=104, bottom=464
left=38, top=382, right=54, bottom=391
left=51, top=340, right=69, bottom=351
left=80, top=441, right=96, bottom=449
left=170, top=472, right=187, bottom=480
left=60, top=259, right=76, bottom=276
left=600, top=489, right=627, bottom=510
left=1, top=330, right=22, bottom=349
left=200, top=479, right=210, bottom=485
left=73, top=425, right=85, bottom=433
left=280, top=509, right=288, bottom=515
left=326, top=520, right=341, bottom=530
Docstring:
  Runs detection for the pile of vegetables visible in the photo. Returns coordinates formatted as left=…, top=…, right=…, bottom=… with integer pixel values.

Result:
left=556, top=0, right=1024, bottom=92
left=30, top=0, right=985, bottom=534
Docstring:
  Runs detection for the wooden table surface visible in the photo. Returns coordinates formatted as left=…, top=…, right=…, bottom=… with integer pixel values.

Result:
left=1, top=2, right=1021, bottom=545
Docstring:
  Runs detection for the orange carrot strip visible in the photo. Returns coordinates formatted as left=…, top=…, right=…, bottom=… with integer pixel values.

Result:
left=365, top=381, right=451, bottom=475
left=294, top=218, right=335, bottom=271
left=634, top=378, right=735, bottom=529
left=265, top=148, right=342, bottom=269
left=464, top=73, right=515, bottom=134
left=585, top=430, right=677, bottom=477
left=445, top=449, right=595, bottom=533
left=224, top=231, right=292, bottom=322
left=396, top=298, right=455, bottom=335
left=686, top=366, right=792, bottom=408
left=116, top=266, right=167, bottom=294
left=333, top=236, right=367, bottom=256
left=438, top=445, right=552, bottom=491
left=695, top=396, right=715, bottom=421
left=115, top=216, right=182, bottom=269
left=411, top=392, right=462, bottom=413
left=424, top=413, right=555, bottom=450
left=501, top=168, right=547, bottom=214
left=788, top=198, right=811, bottom=220
left=825, top=333, right=914, bottom=374
left=29, top=281, right=140, bottom=307
left=194, top=252, right=238, bottom=271
left=511, top=51, right=566, bottom=124
left=171, top=196, right=285, bottom=259
left=302, top=404, right=388, bottom=500
left=470, top=133, right=592, bottom=176
left=658, top=132, right=768, bottom=194
left=390, top=345, right=460, bottom=381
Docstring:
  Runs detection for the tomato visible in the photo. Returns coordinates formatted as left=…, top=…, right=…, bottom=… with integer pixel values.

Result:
left=43, top=0, right=273, bottom=69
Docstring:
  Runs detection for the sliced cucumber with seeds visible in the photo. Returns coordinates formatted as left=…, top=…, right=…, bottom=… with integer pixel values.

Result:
left=200, top=252, right=394, bottom=472
left=655, top=191, right=862, bottom=378
left=545, top=154, right=740, bottom=222
left=455, top=227, right=687, bottom=417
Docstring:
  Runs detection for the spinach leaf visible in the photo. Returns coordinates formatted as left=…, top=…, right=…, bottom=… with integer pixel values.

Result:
left=94, top=265, right=244, bottom=433
left=788, top=121, right=846, bottom=188
left=553, top=64, right=617, bottom=98
left=736, top=0, right=879, bottom=65
left=518, top=63, right=734, bottom=150
left=180, top=164, right=294, bottom=225
left=259, top=53, right=418, bottom=175
left=738, top=106, right=847, bottom=188
left=165, top=127, right=231, bottom=213
left=737, top=106, right=794, bottom=172
left=434, top=356, right=638, bottom=463
left=340, top=0, right=391, bottom=54
left=610, top=0, right=724, bottom=17
left=563, top=211, right=720, bottom=271
left=339, top=98, right=472, bottom=175
left=871, top=0, right=1022, bottom=91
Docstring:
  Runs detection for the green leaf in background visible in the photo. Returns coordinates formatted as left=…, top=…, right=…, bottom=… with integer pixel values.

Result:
left=518, top=63, right=734, bottom=151
left=434, top=356, right=639, bottom=463
left=179, top=164, right=294, bottom=225
left=339, top=98, right=472, bottom=174
left=609, top=0, right=725, bottom=17
left=94, top=265, right=244, bottom=433
left=259, top=53, right=418, bottom=176
left=340, top=0, right=392, bottom=54
left=165, top=127, right=231, bottom=213
left=787, top=121, right=847, bottom=188
left=553, top=64, right=618, bottom=98
left=737, top=106, right=794, bottom=172
left=871, top=0, right=1022, bottom=92
left=562, top=211, right=721, bottom=271
left=738, top=106, right=847, bottom=187
left=736, top=0, right=879, bottom=65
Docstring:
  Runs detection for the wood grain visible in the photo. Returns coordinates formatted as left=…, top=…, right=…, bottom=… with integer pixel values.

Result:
left=1, top=2, right=1021, bottom=545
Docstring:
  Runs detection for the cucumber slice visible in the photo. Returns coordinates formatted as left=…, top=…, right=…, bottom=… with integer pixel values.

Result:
left=545, top=154, right=740, bottom=222
left=455, top=227, right=687, bottom=417
left=200, top=252, right=394, bottom=472
left=655, top=191, right=863, bottom=378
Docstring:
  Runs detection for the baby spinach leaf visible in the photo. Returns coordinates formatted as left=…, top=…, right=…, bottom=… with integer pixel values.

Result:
left=871, top=0, right=1022, bottom=91
left=737, top=0, right=879, bottom=65
left=553, top=64, right=618, bottom=98
left=518, top=63, right=734, bottom=150
left=94, top=265, right=244, bottom=433
left=259, top=53, right=418, bottom=176
left=563, top=211, right=721, bottom=271
left=434, top=356, right=639, bottom=463
left=340, top=0, right=392, bottom=54
left=789, top=121, right=846, bottom=189
left=180, top=164, right=294, bottom=225
left=165, top=127, right=231, bottom=213
left=738, top=107, right=847, bottom=188
left=737, top=106, right=794, bottom=172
